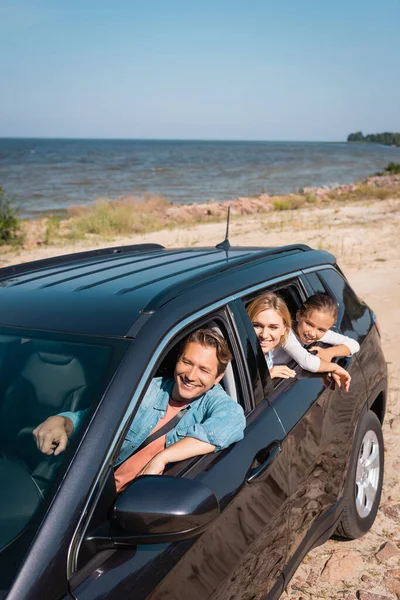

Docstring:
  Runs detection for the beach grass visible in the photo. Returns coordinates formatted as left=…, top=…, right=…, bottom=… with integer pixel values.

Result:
left=3, top=172, right=400, bottom=251
left=67, top=195, right=169, bottom=238
left=272, top=195, right=306, bottom=211
left=325, top=184, right=398, bottom=203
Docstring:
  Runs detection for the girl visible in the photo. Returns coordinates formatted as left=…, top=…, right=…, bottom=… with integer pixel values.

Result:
left=273, top=293, right=360, bottom=373
left=247, top=292, right=352, bottom=390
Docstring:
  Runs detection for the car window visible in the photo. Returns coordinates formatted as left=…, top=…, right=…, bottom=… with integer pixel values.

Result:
left=316, top=268, right=370, bottom=335
left=0, top=328, right=129, bottom=589
left=270, top=282, right=305, bottom=320
left=151, top=315, right=247, bottom=410
left=238, top=280, right=305, bottom=400
left=73, top=310, right=250, bottom=572
left=302, top=271, right=327, bottom=296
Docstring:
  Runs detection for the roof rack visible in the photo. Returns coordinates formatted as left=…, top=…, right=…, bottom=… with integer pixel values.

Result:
left=0, top=243, right=165, bottom=278
left=143, top=244, right=311, bottom=311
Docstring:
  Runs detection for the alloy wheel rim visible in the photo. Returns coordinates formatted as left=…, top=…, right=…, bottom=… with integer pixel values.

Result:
left=355, top=429, right=380, bottom=518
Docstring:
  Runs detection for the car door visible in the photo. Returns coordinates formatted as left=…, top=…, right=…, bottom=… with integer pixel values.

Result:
left=70, top=305, right=290, bottom=600
left=233, top=287, right=332, bottom=570
left=272, top=274, right=367, bottom=575
left=235, top=274, right=367, bottom=581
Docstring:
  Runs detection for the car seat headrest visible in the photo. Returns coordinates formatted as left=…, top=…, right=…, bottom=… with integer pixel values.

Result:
left=37, top=352, right=74, bottom=366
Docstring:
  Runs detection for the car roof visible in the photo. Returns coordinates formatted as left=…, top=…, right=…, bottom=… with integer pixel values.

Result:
left=0, top=243, right=336, bottom=338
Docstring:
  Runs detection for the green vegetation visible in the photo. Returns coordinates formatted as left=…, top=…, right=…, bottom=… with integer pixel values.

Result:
left=347, top=131, right=400, bottom=146
left=272, top=196, right=305, bottom=211
left=44, top=216, right=62, bottom=245
left=305, top=193, right=317, bottom=204
left=374, top=162, right=400, bottom=176
left=0, top=187, right=20, bottom=244
left=384, top=162, right=400, bottom=174
left=68, top=196, right=169, bottom=238
left=2, top=173, right=399, bottom=253
left=325, top=184, right=396, bottom=202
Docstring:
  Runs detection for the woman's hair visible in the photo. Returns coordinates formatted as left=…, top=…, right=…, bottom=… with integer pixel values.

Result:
left=247, top=292, right=291, bottom=345
left=181, top=328, right=232, bottom=376
left=298, top=293, right=338, bottom=322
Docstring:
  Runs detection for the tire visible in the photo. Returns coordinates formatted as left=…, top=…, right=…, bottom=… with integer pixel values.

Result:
left=335, top=409, right=384, bottom=539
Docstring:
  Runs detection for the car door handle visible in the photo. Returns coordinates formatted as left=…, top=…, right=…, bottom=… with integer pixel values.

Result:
left=246, top=441, right=281, bottom=483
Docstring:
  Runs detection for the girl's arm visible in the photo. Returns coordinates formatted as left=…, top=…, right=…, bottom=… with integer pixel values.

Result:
left=281, top=330, right=321, bottom=372
left=282, top=330, right=352, bottom=387
left=311, top=330, right=360, bottom=361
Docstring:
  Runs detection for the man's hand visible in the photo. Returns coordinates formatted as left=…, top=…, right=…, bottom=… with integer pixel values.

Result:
left=309, top=346, right=336, bottom=361
left=136, top=452, right=168, bottom=477
left=330, top=364, right=351, bottom=392
left=33, top=415, right=74, bottom=456
left=270, top=365, right=296, bottom=380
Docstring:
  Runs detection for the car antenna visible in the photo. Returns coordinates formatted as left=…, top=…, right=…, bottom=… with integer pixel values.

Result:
left=216, top=206, right=231, bottom=251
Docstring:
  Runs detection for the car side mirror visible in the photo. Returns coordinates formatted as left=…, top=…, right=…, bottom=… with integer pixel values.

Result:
left=110, top=475, right=220, bottom=545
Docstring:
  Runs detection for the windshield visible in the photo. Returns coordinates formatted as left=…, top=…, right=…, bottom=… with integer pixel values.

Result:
left=0, top=326, right=130, bottom=590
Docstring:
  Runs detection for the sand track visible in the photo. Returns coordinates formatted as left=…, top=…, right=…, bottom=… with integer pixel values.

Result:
left=2, top=198, right=400, bottom=599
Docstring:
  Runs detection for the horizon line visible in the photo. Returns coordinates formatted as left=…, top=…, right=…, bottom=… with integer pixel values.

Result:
left=0, top=135, right=347, bottom=144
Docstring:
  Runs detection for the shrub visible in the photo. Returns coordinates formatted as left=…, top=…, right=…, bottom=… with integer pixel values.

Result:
left=305, top=193, right=317, bottom=204
left=0, top=187, right=20, bottom=244
left=70, top=195, right=168, bottom=237
left=385, top=162, right=400, bottom=175
left=272, top=196, right=305, bottom=211
left=352, top=185, right=392, bottom=201
left=44, top=216, right=62, bottom=245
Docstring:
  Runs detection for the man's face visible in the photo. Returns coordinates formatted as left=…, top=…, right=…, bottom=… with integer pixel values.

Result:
left=173, top=341, right=224, bottom=403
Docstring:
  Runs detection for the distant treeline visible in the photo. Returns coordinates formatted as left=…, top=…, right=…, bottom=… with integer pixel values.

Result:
left=347, top=131, right=400, bottom=146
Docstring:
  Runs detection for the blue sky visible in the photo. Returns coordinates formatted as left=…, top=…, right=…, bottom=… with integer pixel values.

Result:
left=1, top=0, right=399, bottom=141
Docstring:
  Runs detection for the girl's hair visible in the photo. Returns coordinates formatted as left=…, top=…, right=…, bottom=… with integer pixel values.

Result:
left=298, top=293, right=338, bottom=322
left=247, top=292, right=291, bottom=345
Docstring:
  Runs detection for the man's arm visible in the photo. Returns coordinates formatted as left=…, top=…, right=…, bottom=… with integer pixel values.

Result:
left=33, top=415, right=75, bottom=456
left=136, top=437, right=215, bottom=477
left=178, top=394, right=246, bottom=451
left=32, top=408, right=89, bottom=455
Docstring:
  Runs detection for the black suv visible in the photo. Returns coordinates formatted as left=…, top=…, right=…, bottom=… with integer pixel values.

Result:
left=0, top=243, right=386, bottom=600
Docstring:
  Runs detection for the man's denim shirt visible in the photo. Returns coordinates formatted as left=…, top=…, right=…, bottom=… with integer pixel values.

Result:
left=60, top=376, right=246, bottom=467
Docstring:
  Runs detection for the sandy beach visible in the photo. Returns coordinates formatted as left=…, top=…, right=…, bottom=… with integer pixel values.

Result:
left=2, top=195, right=400, bottom=599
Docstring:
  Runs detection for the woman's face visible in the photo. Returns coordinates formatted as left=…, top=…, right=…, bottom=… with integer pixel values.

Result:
left=251, top=308, right=287, bottom=354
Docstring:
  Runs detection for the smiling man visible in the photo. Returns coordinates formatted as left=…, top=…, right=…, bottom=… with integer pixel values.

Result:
left=33, top=328, right=246, bottom=493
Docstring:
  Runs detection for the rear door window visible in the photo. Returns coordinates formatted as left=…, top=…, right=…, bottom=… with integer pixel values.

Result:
left=310, top=268, right=372, bottom=338
left=235, top=278, right=306, bottom=401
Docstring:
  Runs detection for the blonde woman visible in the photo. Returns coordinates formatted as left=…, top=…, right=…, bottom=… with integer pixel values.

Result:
left=246, top=292, right=296, bottom=379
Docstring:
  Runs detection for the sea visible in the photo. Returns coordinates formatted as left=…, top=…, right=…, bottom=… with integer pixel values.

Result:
left=0, top=138, right=399, bottom=218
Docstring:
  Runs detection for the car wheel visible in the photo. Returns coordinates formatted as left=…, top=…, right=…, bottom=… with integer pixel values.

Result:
left=335, top=409, right=384, bottom=539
